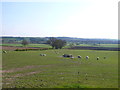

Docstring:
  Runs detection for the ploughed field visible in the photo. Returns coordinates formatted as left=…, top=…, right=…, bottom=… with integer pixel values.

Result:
left=2, top=49, right=118, bottom=88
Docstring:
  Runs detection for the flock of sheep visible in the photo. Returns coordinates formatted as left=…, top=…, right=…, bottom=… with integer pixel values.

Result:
left=63, top=54, right=96, bottom=60
left=40, top=54, right=46, bottom=56
left=63, top=54, right=107, bottom=60
left=3, top=50, right=106, bottom=60
left=62, top=54, right=106, bottom=60
left=39, top=52, right=106, bottom=60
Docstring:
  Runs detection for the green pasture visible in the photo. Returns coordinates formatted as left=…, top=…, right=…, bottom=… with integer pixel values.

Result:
left=1, top=43, right=119, bottom=49
left=76, top=44, right=119, bottom=48
left=1, top=44, right=52, bottom=48
left=97, top=44, right=119, bottom=47
left=2, top=49, right=118, bottom=88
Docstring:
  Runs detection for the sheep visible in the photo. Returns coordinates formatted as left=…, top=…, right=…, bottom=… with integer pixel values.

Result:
left=78, top=55, right=82, bottom=59
left=63, top=54, right=72, bottom=58
left=86, top=56, right=89, bottom=60
left=63, top=54, right=67, bottom=57
left=70, top=57, right=74, bottom=59
left=67, top=54, right=72, bottom=57
left=40, top=54, right=43, bottom=56
left=43, top=54, right=46, bottom=56
left=97, top=57, right=99, bottom=60
left=40, top=54, right=46, bottom=56
left=3, top=51, right=7, bottom=53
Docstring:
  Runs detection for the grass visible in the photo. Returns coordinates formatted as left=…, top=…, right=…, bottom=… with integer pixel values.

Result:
left=76, top=44, right=119, bottom=48
left=2, top=49, right=118, bottom=88
left=1, top=43, right=119, bottom=48
left=1, top=44, right=52, bottom=48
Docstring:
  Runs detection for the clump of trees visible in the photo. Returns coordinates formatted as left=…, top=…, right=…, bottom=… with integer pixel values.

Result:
left=69, top=43, right=75, bottom=48
left=47, top=37, right=66, bottom=49
left=21, top=39, right=29, bottom=47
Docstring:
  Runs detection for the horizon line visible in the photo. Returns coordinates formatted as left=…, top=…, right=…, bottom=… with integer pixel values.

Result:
left=0, top=35, right=118, bottom=40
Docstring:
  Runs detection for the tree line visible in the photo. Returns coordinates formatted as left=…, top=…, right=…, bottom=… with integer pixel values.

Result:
left=2, top=37, right=119, bottom=44
left=21, top=37, right=66, bottom=49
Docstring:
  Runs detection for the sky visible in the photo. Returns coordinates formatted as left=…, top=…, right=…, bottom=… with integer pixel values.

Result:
left=0, top=0, right=119, bottom=39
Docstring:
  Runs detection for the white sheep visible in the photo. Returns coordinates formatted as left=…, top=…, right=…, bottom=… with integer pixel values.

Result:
left=63, top=54, right=66, bottom=57
left=86, top=56, right=89, bottom=60
left=97, top=57, right=99, bottom=60
left=40, top=54, right=46, bottom=56
left=40, top=54, right=43, bottom=56
left=3, top=51, right=7, bottom=53
left=78, top=55, right=82, bottom=59
left=43, top=54, right=46, bottom=56
left=70, top=57, right=74, bottom=59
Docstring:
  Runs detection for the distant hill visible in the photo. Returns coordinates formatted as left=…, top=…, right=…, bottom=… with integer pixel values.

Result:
left=0, top=36, right=119, bottom=44
left=47, top=37, right=119, bottom=44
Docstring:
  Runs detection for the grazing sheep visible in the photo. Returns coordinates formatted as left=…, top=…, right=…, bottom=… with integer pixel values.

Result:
left=40, top=54, right=46, bottom=56
left=70, top=57, right=74, bottom=59
left=3, top=51, right=7, bottom=53
left=43, top=54, right=46, bottom=56
left=40, top=54, right=43, bottom=56
left=78, top=55, right=82, bottom=59
left=63, top=54, right=72, bottom=58
left=63, top=54, right=67, bottom=57
left=86, top=56, right=89, bottom=60
left=97, top=57, right=99, bottom=60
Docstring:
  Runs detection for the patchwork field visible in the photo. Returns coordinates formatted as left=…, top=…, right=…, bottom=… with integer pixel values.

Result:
left=2, top=49, right=118, bottom=88
left=1, top=43, right=119, bottom=48
left=1, top=44, right=51, bottom=48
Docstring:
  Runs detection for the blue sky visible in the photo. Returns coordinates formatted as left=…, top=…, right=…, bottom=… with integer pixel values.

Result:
left=1, top=0, right=118, bottom=39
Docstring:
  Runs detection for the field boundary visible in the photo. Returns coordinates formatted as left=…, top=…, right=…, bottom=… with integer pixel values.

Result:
left=1, top=46, right=50, bottom=51
left=69, top=46, right=120, bottom=51
left=1, top=46, right=120, bottom=51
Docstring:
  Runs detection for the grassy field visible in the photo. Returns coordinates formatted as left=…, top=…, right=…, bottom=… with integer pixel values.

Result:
left=76, top=44, right=119, bottom=48
left=1, top=44, right=52, bottom=48
left=2, top=49, right=118, bottom=88
left=1, top=43, right=120, bottom=48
